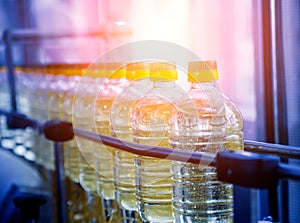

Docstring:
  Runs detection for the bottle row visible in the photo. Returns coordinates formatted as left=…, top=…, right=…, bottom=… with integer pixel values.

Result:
left=0, top=61, right=243, bottom=223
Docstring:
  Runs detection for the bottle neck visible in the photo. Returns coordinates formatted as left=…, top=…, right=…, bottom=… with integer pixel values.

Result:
left=152, top=80, right=176, bottom=88
left=130, top=77, right=151, bottom=86
left=190, top=80, right=220, bottom=90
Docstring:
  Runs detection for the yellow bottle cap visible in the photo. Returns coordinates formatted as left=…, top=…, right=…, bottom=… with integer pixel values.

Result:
left=126, top=62, right=150, bottom=80
left=35, top=65, right=44, bottom=76
left=76, top=64, right=88, bottom=76
left=64, top=64, right=82, bottom=77
left=106, top=62, right=126, bottom=78
left=94, top=63, right=107, bottom=78
left=14, top=66, right=22, bottom=74
left=59, top=64, right=69, bottom=76
left=44, top=64, right=51, bottom=75
left=149, top=62, right=178, bottom=81
left=65, top=64, right=77, bottom=76
left=188, top=60, right=218, bottom=83
left=81, top=63, right=102, bottom=78
left=46, top=63, right=60, bottom=75
left=57, top=64, right=66, bottom=76
left=22, top=66, right=33, bottom=74
left=74, top=63, right=88, bottom=77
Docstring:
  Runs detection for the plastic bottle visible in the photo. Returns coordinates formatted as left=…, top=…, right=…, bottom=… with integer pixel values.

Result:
left=32, top=64, right=55, bottom=170
left=48, top=64, right=67, bottom=120
left=15, top=66, right=31, bottom=116
left=62, top=64, right=102, bottom=223
left=63, top=64, right=85, bottom=182
left=3, top=65, right=35, bottom=160
left=93, top=62, right=127, bottom=221
left=132, top=62, right=185, bottom=223
left=0, top=66, right=9, bottom=111
left=73, top=63, right=108, bottom=223
left=110, top=61, right=152, bottom=222
left=22, top=65, right=42, bottom=161
left=73, top=73, right=95, bottom=191
left=0, top=65, right=14, bottom=150
left=169, top=60, right=244, bottom=223
left=11, top=66, right=31, bottom=158
left=0, top=65, right=15, bottom=151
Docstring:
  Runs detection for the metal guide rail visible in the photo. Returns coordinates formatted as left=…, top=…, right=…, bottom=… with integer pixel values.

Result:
left=1, top=110, right=300, bottom=222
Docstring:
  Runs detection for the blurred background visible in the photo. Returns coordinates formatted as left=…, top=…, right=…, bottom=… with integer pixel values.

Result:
left=0, top=0, right=299, bottom=222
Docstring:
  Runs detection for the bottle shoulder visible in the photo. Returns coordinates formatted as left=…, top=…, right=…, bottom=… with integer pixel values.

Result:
left=113, top=81, right=152, bottom=101
left=173, top=89, right=244, bottom=129
left=145, top=82, right=186, bottom=101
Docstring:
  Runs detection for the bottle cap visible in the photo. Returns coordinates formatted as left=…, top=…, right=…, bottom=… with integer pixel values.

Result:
left=85, top=63, right=106, bottom=78
left=126, top=62, right=150, bottom=80
left=62, top=64, right=77, bottom=77
left=95, top=63, right=106, bottom=77
left=105, top=62, right=126, bottom=78
left=14, top=66, right=22, bottom=74
left=0, top=66, right=4, bottom=72
left=149, top=62, right=178, bottom=81
left=77, top=64, right=88, bottom=76
left=61, top=64, right=71, bottom=76
left=188, top=60, right=218, bottom=83
left=45, top=64, right=53, bottom=75
left=57, top=64, right=67, bottom=76
left=47, top=63, right=62, bottom=76
left=35, top=65, right=44, bottom=76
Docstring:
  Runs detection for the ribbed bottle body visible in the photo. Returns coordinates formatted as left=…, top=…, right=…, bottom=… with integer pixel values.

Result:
left=169, top=83, right=243, bottom=223
left=111, top=78, right=152, bottom=214
left=73, top=85, right=97, bottom=192
left=94, top=76, right=127, bottom=200
left=133, top=80, right=185, bottom=222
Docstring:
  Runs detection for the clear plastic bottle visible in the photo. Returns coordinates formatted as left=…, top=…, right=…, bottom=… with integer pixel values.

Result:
left=48, top=64, right=68, bottom=120
left=63, top=64, right=85, bottom=182
left=0, top=65, right=15, bottom=151
left=73, top=65, right=102, bottom=192
left=0, top=65, right=14, bottom=150
left=63, top=64, right=101, bottom=223
left=132, top=62, right=185, bottom=223
left=23, top=65, right=43, bottom=160
left=33, top=64, right=55, bottom=170
left=110, top=62, right=152, bottom=222
left=63, top=64, right=82, bottom=222
left=15, top=66, right=31, bottom=116
left=73, top=63, right=107, bottom=223
left=169, top=61, right=244, bottom=223
left=12, top=66, right=32, bottom=158
left=0, top=66, right=9, bottom=111
left=1, top=66, right=32, bottom=158
left=93, top=62, right=127, bottom=221
left=48, top=63, right=83, bottom=156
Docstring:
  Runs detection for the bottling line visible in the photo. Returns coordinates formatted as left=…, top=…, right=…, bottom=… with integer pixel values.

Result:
left=0, top=1, right=299, bottom=223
